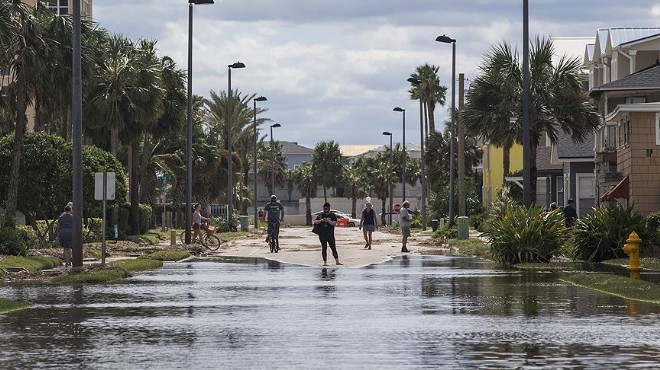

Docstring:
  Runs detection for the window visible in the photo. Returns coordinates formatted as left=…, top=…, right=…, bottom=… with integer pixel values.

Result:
left=556, top=176, right=564, bottom=207
left=45, top=0, right=69, bottom=15
left=624, top=96, right=647, bottom=104
left=619, top=118, right=630, bottom=148
left=605, top=124, right=616, bottom=150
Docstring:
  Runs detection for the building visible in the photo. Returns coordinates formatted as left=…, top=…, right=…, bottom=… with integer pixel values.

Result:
left=586, top=28, right=660, bottom=216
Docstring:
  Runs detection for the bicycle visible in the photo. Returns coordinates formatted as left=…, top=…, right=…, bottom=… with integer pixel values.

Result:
left=179, top=221, right=221, bottom=251
left=266, top=221, right=280, bottom=253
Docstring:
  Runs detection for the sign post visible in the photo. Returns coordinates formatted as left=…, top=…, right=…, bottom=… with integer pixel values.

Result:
left=95, top=172, right=116, bottom=265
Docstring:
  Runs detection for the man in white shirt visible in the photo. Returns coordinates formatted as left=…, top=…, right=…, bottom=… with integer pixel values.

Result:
left=399, top=200, right=411, bottom=253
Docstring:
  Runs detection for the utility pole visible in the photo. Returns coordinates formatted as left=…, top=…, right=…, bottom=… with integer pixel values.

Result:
left=458, top=73, right=466, bottom=216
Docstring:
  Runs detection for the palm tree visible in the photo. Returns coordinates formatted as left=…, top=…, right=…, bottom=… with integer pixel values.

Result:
left=1, top=1, right=51, bottom=225
left=311, top=141, right=343, bottom=201
left=462, top=37, right=599, bottom=204
left=257, top=141, right=287, bottom=196
left=409, top=63, right=447, bottom=134
left=294, top=163, right=317, bottom=226
left=341, top=163, right=368, bottom=218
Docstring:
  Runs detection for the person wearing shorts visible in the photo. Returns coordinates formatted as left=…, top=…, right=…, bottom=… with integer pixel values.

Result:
left=399, top=200, right=411, bottom=253
left=57, top=204, right=73, bottom=267
left=359, top=201, right=377, bottom=249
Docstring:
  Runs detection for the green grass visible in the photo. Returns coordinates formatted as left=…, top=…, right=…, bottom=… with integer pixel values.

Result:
left=0, top=256, right=61, bottom=272
left=516, top=262, right=581, bottom=271
left=51, top=268, right=128, bottom=284
left=602, top=258, right=660, bottom=272
left=139, top=250, right=190, bottom=261
left=561, top=273, right=660, bottom=303
left=109, top=258, right=163, bottom=272
left=0, top=297, right=29, bottom=314
left=447, top=238, right=491, bottom=259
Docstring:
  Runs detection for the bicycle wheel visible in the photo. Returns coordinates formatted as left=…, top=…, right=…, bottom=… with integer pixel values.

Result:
left=205, top=235, right=221, bottom=251
left=179, top=231, right=185, bottom=244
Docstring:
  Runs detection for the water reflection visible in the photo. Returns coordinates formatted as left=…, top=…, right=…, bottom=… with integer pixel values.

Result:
left=0, top=255, right=658, bottom=369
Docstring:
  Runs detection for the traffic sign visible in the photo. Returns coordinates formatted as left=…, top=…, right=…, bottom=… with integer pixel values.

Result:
left=393, top=203, right=401, bottom=212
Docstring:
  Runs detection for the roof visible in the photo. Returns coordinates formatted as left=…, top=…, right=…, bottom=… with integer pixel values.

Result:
left=279, top=141, right=314, bottom=155
left=590, top=62, right=660, bottom=96
left=608, top=28, right=660, bottom=49
left=339, top=145, right=382, bottom=157
left=556, top=130, right=594, bottom=159
left=536, top=146, right=563, bottom=171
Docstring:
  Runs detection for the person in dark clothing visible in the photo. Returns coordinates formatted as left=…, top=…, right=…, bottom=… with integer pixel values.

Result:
left=313, top=202, right=342, bottom=266
left=563, top=198, right=578, bottom=228
left=359, top=200, right=377, bottom=249
left=57, top=204, right=73, bottom=267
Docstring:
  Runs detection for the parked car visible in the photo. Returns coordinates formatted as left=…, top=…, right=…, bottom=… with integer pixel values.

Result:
left=312, top=210, right=359, bottom=227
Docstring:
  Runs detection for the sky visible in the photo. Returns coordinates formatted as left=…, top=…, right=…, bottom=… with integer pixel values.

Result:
left=93, top=1, right=660, bottom=148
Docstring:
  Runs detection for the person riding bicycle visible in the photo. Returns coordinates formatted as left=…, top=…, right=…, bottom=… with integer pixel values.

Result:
left=192, top=203, right=210, bottom=244
left=264, top=195, right=284, bottom=247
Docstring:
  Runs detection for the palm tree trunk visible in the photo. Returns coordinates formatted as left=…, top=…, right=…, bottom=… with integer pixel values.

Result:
left=427, top=101, right=436, bottom=133
left=129, top=139, right=140, bottom=235
left=502, top=144, right=511, bottom=185
left=381, top=199, right=387, bottom=226
left=4, top=71, right=27, bottom=226
left=305, top=196, right=312, bottom=226
left=530, top=140, right=538, bottom=206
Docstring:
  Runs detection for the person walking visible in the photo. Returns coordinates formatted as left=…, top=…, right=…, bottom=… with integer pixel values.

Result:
left=563, top=198, right=578, bottom=228
left=359, top=201, right=377, bottom=249
left=313, top=202, right=342, bottom=266
left=57, top=204, right=73, bottom=267
left=399, top=200, right=411, bottom=253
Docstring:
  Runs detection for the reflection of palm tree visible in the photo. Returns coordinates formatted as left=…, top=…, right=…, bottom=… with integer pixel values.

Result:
left=294, top=163, right=317, bottom=226
left=409, top=64, right=447, bottom=134
left=462, top=37, right=599, bottom=203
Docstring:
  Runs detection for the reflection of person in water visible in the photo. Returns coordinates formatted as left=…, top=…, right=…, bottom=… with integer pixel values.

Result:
left=317, top=268, right=337, bottom=296
left=400, top=254, right=410, bottom=268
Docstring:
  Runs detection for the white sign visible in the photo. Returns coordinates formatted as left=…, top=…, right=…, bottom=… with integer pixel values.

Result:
left=94, top=172, right=116, bottom=200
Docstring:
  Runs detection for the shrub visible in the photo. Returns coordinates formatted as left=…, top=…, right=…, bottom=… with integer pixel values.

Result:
left=0, top=226, right=28, bottom=256
left=410, top=217, right=422, bottom=229
left=433, top=223, right=458, bottom=240
left=645, top=211, right=660, bottom=249
left=17, top=225, right=39, bottom=248
left=482, top=204, right=567, bottom=264
left=569, top=203, right=646, bottom=262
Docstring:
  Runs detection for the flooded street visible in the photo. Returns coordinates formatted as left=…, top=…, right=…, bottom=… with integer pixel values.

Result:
left=1, top=255, right=659, bottom=369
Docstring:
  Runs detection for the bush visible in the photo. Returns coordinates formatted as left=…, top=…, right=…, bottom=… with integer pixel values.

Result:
left=410, top=217, right=422, bottom=229
left=482, top=204, right=567, bottom=264
left=17, top=225, right=39, bottom=248
left=433, top=223, right=457, bottom=240
left=0, top=225, right=28, bottom=256
left=645, top=211, right=660, bottom=249
left=569, top=203, right=646, bottom=262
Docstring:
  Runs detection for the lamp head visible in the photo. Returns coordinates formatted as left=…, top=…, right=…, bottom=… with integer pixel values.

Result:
left=435, top=34, right=456, bottom=43
left=189, top=0, right=214, bottom=4
left=254, top=96, right=267, bottom=102
left=271, top=123, right=281, bottom=128
left=393, top=107, right=404, bottom=112
left=229, top=62, right=246, bottom=69
left=382, top=131, right=392, bottom=136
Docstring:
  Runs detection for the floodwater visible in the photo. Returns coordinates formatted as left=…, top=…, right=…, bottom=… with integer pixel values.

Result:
left=0, top=255, right=659, bottom=369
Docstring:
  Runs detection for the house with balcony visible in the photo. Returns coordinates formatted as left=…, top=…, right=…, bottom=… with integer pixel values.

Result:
left=586, top=28, right=660, bottom=215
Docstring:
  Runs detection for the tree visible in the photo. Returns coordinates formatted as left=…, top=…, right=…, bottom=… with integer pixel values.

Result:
left=257, top=141, right=287, bottom=196
left=294, top=163, right=317, bottom=226
left=311, top=141, right=343, bottom=201
left=341, top=163, right=368, bottom=218
left=461, top=37, right=599, bottom=204
left=408, top=64, right=447, bottom=134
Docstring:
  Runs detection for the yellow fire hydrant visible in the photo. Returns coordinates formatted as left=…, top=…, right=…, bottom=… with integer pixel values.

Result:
left=622, top=231, right=642, bottom=279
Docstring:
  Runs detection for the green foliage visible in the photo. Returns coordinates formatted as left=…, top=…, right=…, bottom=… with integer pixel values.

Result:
left=109, top=258, right=163, bottom=272
left=0, top=298, right=29, bottom=314
left=139, top=250, right=190, bottom=261
left=562, top=273, right=660, bottom=303
left=117, top=203, right=153, bottom=237
left=410, top=217, right=422, bottom=229
left=645, top=211, right=660, bottom=248
left=447, top=238, right=491, bottom=259
left=17, top=225, right=39, bottom=248
left=433, top=223, right=458, bottom=240
left=0, top=225, right=28, bottom=256
left=569, top=204, right=646, bottom=262
left=482, top=204, right=567, bottom=264
left=214, top=217, right=236, bottom=233
left=51, top=268, right=128, bottom=284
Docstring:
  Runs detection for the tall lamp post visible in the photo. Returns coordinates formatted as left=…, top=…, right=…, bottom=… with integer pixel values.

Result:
left=72, top=0, right=82, bottom=266
left=227, top=61, right=245, bottom=221
left=407, top=77, right=426, bottom=230
left=393, top=107, right=406, bottom=202
left=522, top=0, right=532, bottom=207
left=253, top=96, right=267, bottom=229
left=436, top=34, right=456, bottom=224
left=383, top=131, right=393, bottom=226
left=186, top=0, right=214, bottom=244
left=270, top=123, right=281, bottom=195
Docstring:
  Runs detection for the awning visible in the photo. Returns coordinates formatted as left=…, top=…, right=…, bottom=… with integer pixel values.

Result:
left=600, top=175, right=629, bottom=201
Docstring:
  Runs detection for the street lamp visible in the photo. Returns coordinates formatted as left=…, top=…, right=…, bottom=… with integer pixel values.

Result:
left=436, top=34, right=456, bottom=224
left=407, top=77, right=426, bottom=230
left=383, top=131, right=393, bottom=226
left=227, top=61, right=245, bottom=221
left=186, top=0, right=214, bottom=244
left=253, top=96, right=267, bottom=229
left=522, top=0, right=532, bottom=207
left=270, top=123, right=281, bottom=195
left=393, top=107, right=406, bottom=202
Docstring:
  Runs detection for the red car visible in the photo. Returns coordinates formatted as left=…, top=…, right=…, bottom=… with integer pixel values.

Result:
left=312, top=210, right=356, bottom=227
